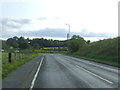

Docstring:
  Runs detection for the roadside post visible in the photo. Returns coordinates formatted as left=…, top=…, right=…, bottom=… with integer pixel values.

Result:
left=8, top=52, right=12, bottom=63
left=8, top=47, right=14, bottom=63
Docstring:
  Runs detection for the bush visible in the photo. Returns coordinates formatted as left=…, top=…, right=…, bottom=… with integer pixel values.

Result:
left=69, top=35, right=86, bottom=52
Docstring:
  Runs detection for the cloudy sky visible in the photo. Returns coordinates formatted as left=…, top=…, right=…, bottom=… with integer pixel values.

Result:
left=0, top=0, right=119, bottom=41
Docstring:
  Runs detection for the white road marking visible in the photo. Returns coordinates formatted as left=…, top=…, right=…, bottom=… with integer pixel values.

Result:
left=81, top=62, right=118, bottom=73
left=29, top=56, right=44, bottom=90
left=64, top=56, right=118, bottom=73
left=76, top=65, right=113, bottom=84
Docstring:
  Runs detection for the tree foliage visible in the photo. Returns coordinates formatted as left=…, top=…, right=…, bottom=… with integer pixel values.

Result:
left=3, top=36, right=68, bottom=50
left=68, top=35, right=86, bottom=52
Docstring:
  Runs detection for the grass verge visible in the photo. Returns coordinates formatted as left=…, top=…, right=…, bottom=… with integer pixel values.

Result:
left=63, top=52, right=120, bottom=67
left=2, top=53, right=38, bottom=79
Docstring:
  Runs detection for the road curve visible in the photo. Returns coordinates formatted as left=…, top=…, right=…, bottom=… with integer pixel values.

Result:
left=33, top=53, right=119, bottom=88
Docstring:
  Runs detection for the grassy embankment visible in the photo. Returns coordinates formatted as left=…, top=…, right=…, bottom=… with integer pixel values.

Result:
left=2, top=52, right=38, bottom=78
left=65, top=37, right=119, bottom=67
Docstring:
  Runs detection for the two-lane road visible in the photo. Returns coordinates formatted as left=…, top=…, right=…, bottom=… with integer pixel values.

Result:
left=2, top=53, right=119, bottom=89
left=32, top=54, right=119, bottom=88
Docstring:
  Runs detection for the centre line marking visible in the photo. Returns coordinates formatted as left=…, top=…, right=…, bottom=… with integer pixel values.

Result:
left=76, top=65, right=113, bottom=84
left=29, top=56, right=44, bottom=90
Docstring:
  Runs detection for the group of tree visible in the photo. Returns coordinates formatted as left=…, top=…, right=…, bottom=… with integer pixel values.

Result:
left=68, top=35, right=86, bottom=52
left=2, top=36, right=68, bottom=50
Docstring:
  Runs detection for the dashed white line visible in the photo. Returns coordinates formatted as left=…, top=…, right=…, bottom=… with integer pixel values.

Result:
left=29, top=56, right=44, bottom=90
left=76, top=65, right=113, bottom=84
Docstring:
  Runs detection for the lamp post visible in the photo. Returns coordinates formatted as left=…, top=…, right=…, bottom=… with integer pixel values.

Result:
left=66, top=24, right=70, bottom=40
left=66, top=24, right=70, bottom=51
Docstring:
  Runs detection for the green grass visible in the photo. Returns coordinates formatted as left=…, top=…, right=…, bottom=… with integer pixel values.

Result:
left=2, top=52, right=38, bottom=79
left=64, top=37, right=119, bottom=67
left=64, top=52, right=119, bottom=67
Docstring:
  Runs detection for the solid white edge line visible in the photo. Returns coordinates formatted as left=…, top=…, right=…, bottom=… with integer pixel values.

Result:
left=76, top=65, right=113, bottom=84
left=65, top=56, right=118, bottom=73
left=29, top=56, right=44, bottom=90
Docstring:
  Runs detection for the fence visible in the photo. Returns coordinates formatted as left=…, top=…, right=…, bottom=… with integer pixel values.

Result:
left=2, top=52, right=31, bottom=64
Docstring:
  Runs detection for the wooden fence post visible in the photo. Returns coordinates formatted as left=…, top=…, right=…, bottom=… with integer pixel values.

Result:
left=8, top=52, right=12, bottom=63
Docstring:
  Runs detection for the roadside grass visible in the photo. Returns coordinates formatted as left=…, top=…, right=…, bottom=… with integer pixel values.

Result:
left=63, top=37, right=119, bottom=67
left=2, top=52, right=38, bottom=79
left=64, top=52, right=119, bottom=67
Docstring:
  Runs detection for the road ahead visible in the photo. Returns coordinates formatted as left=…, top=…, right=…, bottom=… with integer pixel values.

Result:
left=33, top=54, right=119, bottom=88
left=3, top=54, right=119, bottom=89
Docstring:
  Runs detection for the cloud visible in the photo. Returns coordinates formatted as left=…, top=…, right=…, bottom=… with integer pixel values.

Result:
left=33, top=28, right=68, bottom=37
left=16, top=28, right=68, bottom=38
left=12, top=19, right=31, bottom=24
left=1, top=28, right=116, bottom=39
left=1, top=18, right=117, bottom=40
left=1, top=18, right=31, bottom=29
left=71, top=29, right=116, bottom=38
left=1, top=28, right=67, bottom=39
left=53, top=17, right=60, bottom=20
left=37, top=17, right=61, bottom=21
left=37, top=17, right=47, bottom=20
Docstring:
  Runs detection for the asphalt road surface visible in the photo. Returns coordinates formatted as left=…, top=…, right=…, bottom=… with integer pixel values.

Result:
left=3, top=54, right=119, bottom=89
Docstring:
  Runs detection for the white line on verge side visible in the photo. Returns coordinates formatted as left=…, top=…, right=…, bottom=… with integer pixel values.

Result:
left=76, top=65, right=113, bottom=84
left=64, top=56, right=118, bottom=73
left=29, top=56, right=44, bottom=90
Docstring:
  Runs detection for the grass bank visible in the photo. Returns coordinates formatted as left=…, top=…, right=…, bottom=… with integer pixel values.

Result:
left=65, top=52, right=119, bottom=67
left=2, top=52, right=38, bottom=78
left=64, top=37, right=119, bottom=67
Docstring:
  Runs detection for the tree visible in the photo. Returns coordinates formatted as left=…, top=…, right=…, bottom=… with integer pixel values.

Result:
left=12, top=42, right=19, bottom=48
left=32, top=44, right=43, bottom=50
left=2, top=40, right=9, bottom=50
left=13, top=36, right=18, bottom=41
left=86, top=40, right=90, bottom=44
left=18, top=37, right=29, bottom=49
left=5, top=36, right=69, bottom=50
left=69, top=35, right=85, bottom=52
left=6, top=36, right=19, bottom=48
left=6, top=38, right=14, bottom=46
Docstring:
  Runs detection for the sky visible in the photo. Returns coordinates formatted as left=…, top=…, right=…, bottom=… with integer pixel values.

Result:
left=0, top=0, right=119, bottom=41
